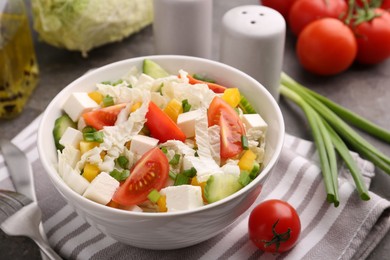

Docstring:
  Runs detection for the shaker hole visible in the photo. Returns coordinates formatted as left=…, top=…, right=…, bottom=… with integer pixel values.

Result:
left=259, top=13, right=264, bottom=16
left=242, top=11, right=247, bottom=14
left=251, top=21, right=256, bottom=24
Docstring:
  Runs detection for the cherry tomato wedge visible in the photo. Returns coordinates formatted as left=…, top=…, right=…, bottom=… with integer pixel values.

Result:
left=248, top=199, right=301, bottom=253
left=145, top=101, right=186, bottom=143
left=208, top=96, right=246, bottom=159
left=82, top=103, right=127, bottom=130
left=112, top=147, right=169, bottom=206
left=186, top=74, right=227, bottom=93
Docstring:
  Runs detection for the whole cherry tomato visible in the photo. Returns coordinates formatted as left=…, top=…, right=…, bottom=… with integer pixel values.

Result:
left=260, top=0, right=297, bottom=18
left=296, top=18, right=357, bottom=75
left=351, top=8, right=390, bottom=64
left=289, top=0, right=348, bottom=35
left=248, top=199, right=301, bottom=253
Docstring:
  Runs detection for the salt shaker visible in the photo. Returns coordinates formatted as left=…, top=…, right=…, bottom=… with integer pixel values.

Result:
left=219, top=5, right=285, bottom=100
left=153, top=0, right=212, bottom=58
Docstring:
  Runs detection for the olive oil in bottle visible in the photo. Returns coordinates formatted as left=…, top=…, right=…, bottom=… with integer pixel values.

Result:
left=0, top=0, right=39, bottom=118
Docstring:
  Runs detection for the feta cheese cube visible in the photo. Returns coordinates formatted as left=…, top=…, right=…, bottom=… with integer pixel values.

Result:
left=63, top=92, right=99, bottom=122
left=59, top=127, right=83, bottom=149
left=160, top=185, right=203, bottom=212
left=83, top=172, right=119, bottom=205
left=241, top=114, right=268, bottom=133
left=130, top=135, right=159, bottom=156
left=177, top=109, right=202, bottom=138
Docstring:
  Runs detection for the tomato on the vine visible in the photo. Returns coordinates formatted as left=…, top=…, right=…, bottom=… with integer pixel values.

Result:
left=350, top=8, right=390, bottom=65
left=382, top=0, right=390, bottom=10
left=288, top=0, right=348, bottom=36
left=260, top=0, right=297, bottom=18
left=296, top=18, right=357, bottom=75
left=248, top=199, right=301, bottom=253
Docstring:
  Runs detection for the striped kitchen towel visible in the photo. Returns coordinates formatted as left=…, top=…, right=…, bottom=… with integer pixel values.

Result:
left=1, top=114, right=389, bottom=260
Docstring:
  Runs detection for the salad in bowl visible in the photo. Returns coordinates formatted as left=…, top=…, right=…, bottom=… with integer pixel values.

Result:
left=54, top=59, right=268, bottom=213
left=38, top=56, right=284, bottom=249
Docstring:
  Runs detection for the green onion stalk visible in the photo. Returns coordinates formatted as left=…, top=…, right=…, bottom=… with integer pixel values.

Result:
left=279, top=72, right=390, bottom=205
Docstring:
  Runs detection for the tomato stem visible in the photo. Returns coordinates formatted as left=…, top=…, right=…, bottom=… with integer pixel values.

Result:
left=261, top=219, right=291, bottom=253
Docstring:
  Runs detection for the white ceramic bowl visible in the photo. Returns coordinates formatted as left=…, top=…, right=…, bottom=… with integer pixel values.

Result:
left=37, top=55, right=284, bottom=250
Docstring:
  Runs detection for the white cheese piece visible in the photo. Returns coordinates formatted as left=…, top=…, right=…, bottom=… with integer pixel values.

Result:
left=129, top=135, right=159, bottom=156
left=241, top=114, right=268, bottom=133
left=59, top=127, right=83, bottom=149
left=160, top=185, right=203, bottom=212
left=63, top=92, right=99, bottom=122
left=77, top=117, right=87, bottom=131
left=62, top=165, right=89, bottom=195
left=177, top=109, right=203, bottom=138
left=83, top=172, right=119, bottom=205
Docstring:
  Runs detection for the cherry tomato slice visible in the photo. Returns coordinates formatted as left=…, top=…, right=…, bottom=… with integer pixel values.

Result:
left=82, top=103, right=127, bottom=130
left=248, top=199, right=301, bottom=253
left=112, top=147, right=169, bottom=206
left=208, top=96, right=246, bottom=159
left=187, top=74, right=227, bottom=93
left=145, top=101, right=186, bottom=143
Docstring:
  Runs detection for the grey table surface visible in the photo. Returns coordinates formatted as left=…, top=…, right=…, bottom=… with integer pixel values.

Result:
left=1, top=0, right=389, bottom=259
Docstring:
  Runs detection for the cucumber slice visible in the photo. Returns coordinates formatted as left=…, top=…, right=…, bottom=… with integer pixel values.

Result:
left=53, top=114, right=76, bottom=151
left=238, top=95, right=256, bottom=114
left=204, top=173, right=242, bottom=203
left=142, top=59, right=170, bottom=79
left=249, top=162, right=261, bottom=179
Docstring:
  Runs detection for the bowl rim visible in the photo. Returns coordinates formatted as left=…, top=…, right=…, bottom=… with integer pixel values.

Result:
left=37, top=55, right=285, bottom=218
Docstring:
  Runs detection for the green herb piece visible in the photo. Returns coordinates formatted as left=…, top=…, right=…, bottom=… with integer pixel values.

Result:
left=82, top=126, right=97, bottom=133
left=169, top=170, right=177, bottom=180
left=182, top=167, right=197, bottom=178
left=174, top=174, right=190, bottom=186
left=169, top=154, right=181, bottom=166
left=116, top=156, right=129, bottom=169
left=102, top=95, right=114, bottom=107
left=193, top=74, right=216, bottom=83
left=113, top=79, right=123, bottom=86
left=110, top=169, right=130, bottom=182
left=241, top=135, right=249, bottom=150
left=161, top=147, right=168, bottom=154
left=147, top=189, right=161, bottom=203
left=249, top=162, right=261, bottom=179
left=101, top=81, right=112, bottom=85
left=238, top=171, right=252, bottom=187
left=182, top=99, right=191, bottom=113
left=83, top=131, right=104, bottom=143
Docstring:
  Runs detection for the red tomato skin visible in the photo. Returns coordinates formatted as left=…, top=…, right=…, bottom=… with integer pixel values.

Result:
left=187, top=75, right=227, bottom=93
left=208, top=96, right=246, bottom=159
left=296, top=18, right=357, bottom=75
left=352, top=9, right=390, bottom=65
left=112, top=147, right=169, bottom=206
left=289, top=0, right=348, bottom=36
left=382, top=0, right=390, bottom=10
left=145, top=101, right=186, bottom=143
left=260, top=0, right=297, bottom=18
left=82, top=103, right=127, bottom=130
left=248, top=199, right=301, bottom=253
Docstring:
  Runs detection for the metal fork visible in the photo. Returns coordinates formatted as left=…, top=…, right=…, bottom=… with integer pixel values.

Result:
left=0, top=190, right=62, bottom=260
